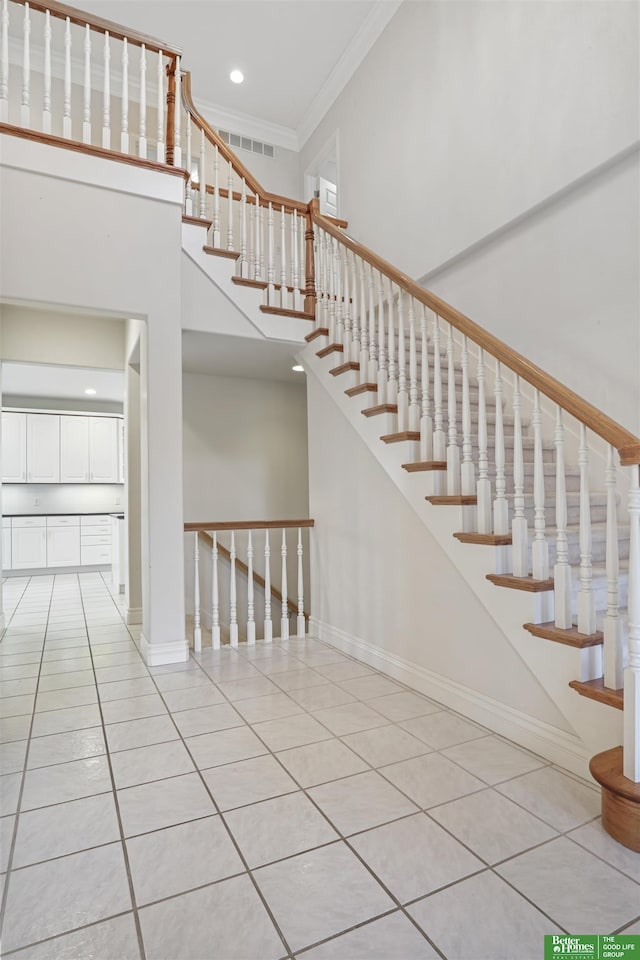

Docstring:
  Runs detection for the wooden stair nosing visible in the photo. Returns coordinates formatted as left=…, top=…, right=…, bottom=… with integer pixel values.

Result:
left=402, top=461, right=447, bottom=472
left=381, top=431, right=420, bottom=443
left=453, top=532, right=513, bottom=546
left=345, top=383, right=377, bottom=397
left=363, top=404, right=398, bottom=417
left=485, top=573, right=554, bottom=592
left=183, top=214, right=212, bottom=228
left=203, top=245, right=241, bottom=260
left=260, top=305, right=313, bottom=321
left=317, top=343, right=344, bottom=359
left=305, top=327, right=329, bottom=343
left=426, top=495, right=478, bottom=506
left=232, top=276, right=268, bottom=290
left=523, top=621, right=603, bottom=649
left=569, top=678, right=624, bottom=710
left=330, top=362, right=360, bottom=377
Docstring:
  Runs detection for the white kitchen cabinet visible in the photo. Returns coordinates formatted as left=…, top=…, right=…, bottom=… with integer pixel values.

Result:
left=2, top=412, right=27, bottom=483
left=2, top=522, right=12, bottom=571
left=60, top=416, right=90, bottom=483
left=27, top=414, right=60, bottom=483
left=118, top=418, right=125, bottom=484
left=12, top=521, right=47, bottom=568
left=89, top=417, right=119, bottom=483
left=47, top=518, right=81, bottom=567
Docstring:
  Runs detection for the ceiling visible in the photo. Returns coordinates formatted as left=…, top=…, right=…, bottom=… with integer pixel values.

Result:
left=77, top=0, right=401, bottom=148
left=182, top=331, right=306, bottom=385
left=2, top=362, right=125, bottom=402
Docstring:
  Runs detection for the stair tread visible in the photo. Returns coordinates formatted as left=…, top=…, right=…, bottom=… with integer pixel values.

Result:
left=486, top=573, right=554, bottom=592
left=330, top=362, right=360, bottom=376
left=523, top=621, right=603, bottom=648
left=363, top=404, right=397, bottom=417
left=346, top=383, right=378, bottom=397
left=426, top=495, right=478, bottom=505
left=306, top=327, right=329, bottom=343
left=232, top=276, right=268, bottom=290
left=261, top=305, right=313, bottom=320
left=183, top=214, right=212, bottom=228
left=203, top=245, right=241, bottom=260
left=569, top=678, right=623, bottom=710
left=453, top=532, right=513, bottom=545
left=402, top=461, right=447, bottom=472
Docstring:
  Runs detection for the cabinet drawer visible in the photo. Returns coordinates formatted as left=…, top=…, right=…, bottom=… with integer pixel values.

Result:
left=12, top=516, right=46, bottom=528
left=81, top=535, right=111, bottom=546
left=47, top=516, right=80, bottom=527
left=81, top=515, right=111, bottom=527
left=81, top=544, right=112, bottom=565
left=80, top=524, right=110, bottom=538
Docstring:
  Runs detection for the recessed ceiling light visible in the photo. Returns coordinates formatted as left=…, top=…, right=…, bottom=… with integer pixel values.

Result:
left=84, top=388, right=97, bottom=395
left=229, top=69, right=244, bottom=84
left=292, top=365, right=305, bottom=373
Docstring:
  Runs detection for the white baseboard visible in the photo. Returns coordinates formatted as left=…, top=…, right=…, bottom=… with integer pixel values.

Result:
left=309, top=617, right=592, bottom=780
left=126, top=607, right=143, bottom=625
left=140, top=632, right=189, bottom=666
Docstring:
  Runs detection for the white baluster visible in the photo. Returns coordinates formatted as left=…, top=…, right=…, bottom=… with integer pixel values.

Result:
left=211, top=533, right=220, bottom=649
left=193, top=533, right=201, bottom=652
left=335, top=241, right=345, bottom=347
left=184, top=118, right=192, bottom=215
left=432, top=316, right=446, bottom=465
left=604, top=446, right=623, bottom=688
left=264, top=530, right=272, bottom=642
left=577, top=423, right=596, bottom=634
left=387, top=278, right=397, bottom=405
left=327, top=236, right=337, bottom=343
left=254, top=201, right=262, bottom=281
left=246, top=531, right=256, bottom=645
left=259, top=203, right=265, bottom=281
left=408, top=298, right=420, bottom=432
left=446, top=324, right=460, bottom=495
left=531, top=389, right=549, bottom=580
left=292, top=210, right=300, bottom=310
left=62, top=17, right=71, bottom=138
left=0, top=0, right=8, bottom=123
left=281, top=530, right=289, bottom=641
left=226, top=165, right=234, bottom=249
left=476, top=349, right=491, bottom=533
left=229, top=531, right=238, bottom=646
left=315, top=231, right=325, bottom=326
left=395, top=289, right=408, bottom=431
left=240, top=179, right=248, bottom=278
left=511, top=375, right=528, bottom=576
left=623, top=465, right=640, bottom=780
left=156, top=50, right=164, bottom=162
left=199, top=127, right=206, bottom=219
left=102, top=32, right=110, bottom=149
left=248, top=197, right=256, bottom=282
left=376, top=271, right=387, bottom=403
left=297, top=528, right=305, bottom=638
left=267, top=202, right=275, bottom=302
left=120, top=38, right=129, bottom=153
left=279, top=205, right=287, bottom=307
left=554, top=407, right=572, bottom=628
left=350, top=253, right=360, bottom=364
left=420, top=306, right=432, bottom=462
left=460, top=336, right=475, bottom=499
left=343, top=251, right=352, bottom=358
left=358, top=259, right=368, bottom=380
left=212, top=144, right=221, bottom=246
left=42, top=9, right=51, bottom=133
left=138, top=45, right=147, bottom=158
left=367, top=264, right=377, bottom=383
left=493, top=361, right=509, bottom=535
left=81, top=24, right=92, bottom=142
left=173, top=56, right=181, bottom=166
left=21, top=2, right=30, bottom=128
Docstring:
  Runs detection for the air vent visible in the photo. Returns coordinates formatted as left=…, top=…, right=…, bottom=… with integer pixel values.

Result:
left=218, top=129, right=275, bottom=160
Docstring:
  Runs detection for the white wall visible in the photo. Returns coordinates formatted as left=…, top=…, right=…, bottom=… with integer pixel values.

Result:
left=0, top=306, right=125, bottom=370
left=301, top=0, right=639, bottom=277
left=182, top=371, right=309, bottom=521
left=306, top=373, right=572, bottom=734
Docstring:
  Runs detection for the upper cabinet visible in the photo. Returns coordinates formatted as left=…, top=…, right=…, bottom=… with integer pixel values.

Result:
left=2, top=412, right=27, bottom=483
left=2, top=412, right=123, bottom=484
left=27, top=414, right=60, bottom=483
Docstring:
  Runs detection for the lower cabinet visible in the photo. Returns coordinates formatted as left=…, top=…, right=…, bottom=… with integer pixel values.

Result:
left=5, top=515, right=114, bottom=570
left=12, top=521, right=47, bottom=569
left=2, top=523, right=12, bottom=570
left=47, top=522, right=81, bottom=567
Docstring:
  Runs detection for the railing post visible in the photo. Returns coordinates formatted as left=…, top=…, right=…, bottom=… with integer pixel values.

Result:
left=297, top=527, right=305, bottom=638
left=247, top=531, right=256, bottom=645
left=624, top=465, right=640, bottom=781
left=211, top=532, right=220, bottom=650
left=165, top=56, right=177, bottom=166
left=280, top=529, right=289, bottom=641
left=193, top=533, right=201, bottom=652
left=305, top=200, right=318, bottom=317
left=0, top=0, right=8, bottom=123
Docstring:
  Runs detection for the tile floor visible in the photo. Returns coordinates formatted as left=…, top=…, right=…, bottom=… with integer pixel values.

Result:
left=0, top=573, right=639, bottom=959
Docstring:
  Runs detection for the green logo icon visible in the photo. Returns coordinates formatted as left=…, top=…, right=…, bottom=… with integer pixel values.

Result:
left=544, top=935, right=639, bottom=959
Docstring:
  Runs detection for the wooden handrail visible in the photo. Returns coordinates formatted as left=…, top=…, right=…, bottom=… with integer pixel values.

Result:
left=185, top=519, right=315, bottom=533
left=311, top=203, right=640, bottom=465
left=8, top=0, right=182, bottom=55
left=198, top=532, right=304, bottom=619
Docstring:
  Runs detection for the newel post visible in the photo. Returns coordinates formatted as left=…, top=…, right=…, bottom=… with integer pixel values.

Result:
left=165, top=56, right=177, bottom=166
left=304, top=199, right=318, bottom=317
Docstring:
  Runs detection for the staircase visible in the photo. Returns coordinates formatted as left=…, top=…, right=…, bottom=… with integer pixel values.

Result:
left=1, top=0, right=639, bottom=851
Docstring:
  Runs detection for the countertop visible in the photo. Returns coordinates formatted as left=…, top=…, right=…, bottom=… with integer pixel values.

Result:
left=3, top=512, right=126, bottom=518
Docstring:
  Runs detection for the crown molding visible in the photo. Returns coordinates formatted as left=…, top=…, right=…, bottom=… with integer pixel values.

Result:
left=194, top=96, right=299, bottom=153
left=296, top=0, right=403, bottom=150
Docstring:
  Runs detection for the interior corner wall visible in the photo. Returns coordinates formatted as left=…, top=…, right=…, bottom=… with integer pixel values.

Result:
left=300, top=0, right=639, bottom=278
left=306, top=373, right=572, bottom=734
left=182, top=372, right=309, bottom=522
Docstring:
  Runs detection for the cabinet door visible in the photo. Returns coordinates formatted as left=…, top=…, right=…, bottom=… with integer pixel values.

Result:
left=47, top=526, right=81, bottom=567
left=60, top=416, right=90, bottom=483
left=2, top=412, right=27, bottom=483
left=89, top=418, right=118, bottom=483
left=12, top=527, right=47, bottom=568
left=2, top=527, right=12, bottom=570
left=27, top=414, right=60, bottom=483
left=118, top=419, right=125, bottom=484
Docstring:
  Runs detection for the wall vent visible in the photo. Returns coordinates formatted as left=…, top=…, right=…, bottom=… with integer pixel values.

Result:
left=218, top=129, right=275, bottom=159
